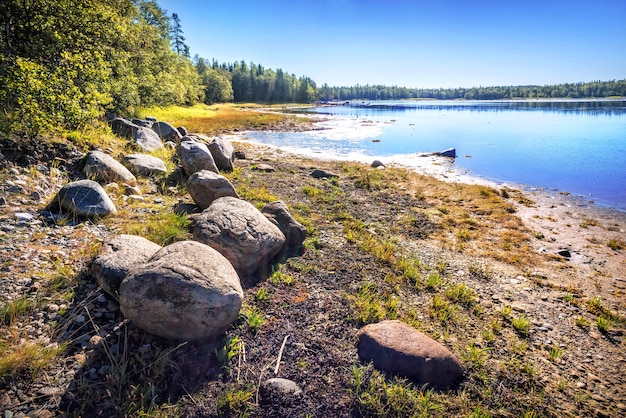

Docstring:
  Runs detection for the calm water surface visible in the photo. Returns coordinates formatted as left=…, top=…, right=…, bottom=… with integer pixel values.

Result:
left=245, top=100, right=626, bottom=210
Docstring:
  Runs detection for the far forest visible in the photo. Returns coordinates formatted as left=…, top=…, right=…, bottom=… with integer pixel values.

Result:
left=0, top=0, right=624, bottom=138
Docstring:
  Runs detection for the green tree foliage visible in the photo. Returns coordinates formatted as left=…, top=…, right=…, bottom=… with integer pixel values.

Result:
left=0, top=0, right=201, bottom=138
left=196, top=59, right=317, bottom=104
left=171, top=12, right=190, bottom=58
left=319, top=80, right=626, bottom=102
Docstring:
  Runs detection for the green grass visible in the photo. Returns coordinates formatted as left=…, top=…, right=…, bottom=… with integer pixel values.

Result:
left=607, top=239, right=624, bottom=251
left=352, top=365, right=445, bottom=418
left=122, top=211, right=190, bottom=246
left=241, top=306, right=265, bottom=333
left=511, top=315, right=531, bottom=336
left=0, top=296, right=37, bottom=325
left=0, top=340, right=65, bottom=378
left=445, top=283, right=477, bottom=307
left=352, top=283, right=399, bottom=325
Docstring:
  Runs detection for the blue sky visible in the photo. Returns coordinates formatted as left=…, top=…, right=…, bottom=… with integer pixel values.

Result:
left=158, top=0, right=626, bottom=88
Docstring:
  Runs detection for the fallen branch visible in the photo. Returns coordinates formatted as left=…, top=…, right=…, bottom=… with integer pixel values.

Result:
left=274, top=335, right=289, bottom=375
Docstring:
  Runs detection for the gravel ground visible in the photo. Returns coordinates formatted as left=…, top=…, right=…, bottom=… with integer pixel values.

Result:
left=1, top=137, right=625, bottom=417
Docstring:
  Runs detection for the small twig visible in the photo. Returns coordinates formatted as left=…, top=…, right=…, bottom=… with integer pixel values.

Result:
left=274, top=335, right=289, bottom=376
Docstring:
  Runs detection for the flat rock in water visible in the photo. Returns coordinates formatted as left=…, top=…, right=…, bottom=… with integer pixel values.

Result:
left=193, top=196, right=285, bottom=286
left=119, top=241, right=243, bottom=341
left=83, top=150, right=137, bottom=185
left=48, top=180, right=117, bottom=218
left=91, top=234, right=162, bottom=297
left=356, top=320, right=464, bottom=388
left=187, top=170, right=239, bottom=209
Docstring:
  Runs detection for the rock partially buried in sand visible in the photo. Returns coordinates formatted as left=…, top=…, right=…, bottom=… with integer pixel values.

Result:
left=356, top=320, right=464, bottom=388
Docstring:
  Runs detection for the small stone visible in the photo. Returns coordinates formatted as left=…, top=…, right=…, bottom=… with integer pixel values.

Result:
left=594, top=409, right=610, bottom=418
left=588, top=373, right=601, bottom=382
left=75, top=315, right=86, bottom=324
left=126, top=195, right=144, bottom=202
left=254, top=163, right=276, bottom=172
left=87, top=335, right=104, bottom=351
left=14, top=212, right=34, bottom=221
left=575, top=381, right=586, bottom=389
left=260, top=378, right=303, bottom=400
left=591, top=394, right=605, bottom=402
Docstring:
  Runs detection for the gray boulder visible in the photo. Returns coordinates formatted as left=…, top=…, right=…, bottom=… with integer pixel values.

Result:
left=119, top=240, right=243, bottom=341
left=187, top=170, right=239, bottom=210
left=84, top=150, right=137, bottom=185
left=110, top=117, right=139, bottom=138
left=177, top=126, right=188, bottom=137
left=193, top=197, right=285, bottom=285
left=356, top=320, right=464, bottom=388
left=262, top=201, right=307, bottom=258
left=152, top=121, right=183, bottom=143
left=124, top=154, right=168, bottom=177
left=131, top=119, right=153, bottom=128
left=134, top=127, right=163, bottom=151
left=208, top=137, right=235, bottom=172
left=177, top=140, right=219, bottom=176
left=91, top=234, right=162, bottom=297
left=48, top=180, right=116, bottom=218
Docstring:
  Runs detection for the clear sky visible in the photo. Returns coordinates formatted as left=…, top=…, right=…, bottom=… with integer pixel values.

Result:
left=157, top=0, right=626, bottom=89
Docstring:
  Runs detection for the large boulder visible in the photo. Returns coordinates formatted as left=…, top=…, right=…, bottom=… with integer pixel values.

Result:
left=208, top=137, right=235, bottom=172
left=187, top=170, right=239, bottom=210
left=262, top=201, right=307, bottom=258
left=177, top=140, right=219, bottom=176
left=91, top=234, right=162, bottom=297
left=124, top=154, right=168, bottom=177
left=193, top=197, right=285, bottom=285
left=119, top=240, right=243, bottom=341
left=47, top=180, right=116, bottom=218
left=84, top=150, right=137, bottom=185
left=356, top=320, right=464, bottom=388
left=110, top=117, right=139, bottom=138
left=152, top=121, right=183, bottom=143
left=134, top=127, right=163, bottom=151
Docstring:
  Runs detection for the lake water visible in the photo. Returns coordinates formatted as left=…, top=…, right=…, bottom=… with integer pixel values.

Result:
left=243, top=100, right=626, bottom=211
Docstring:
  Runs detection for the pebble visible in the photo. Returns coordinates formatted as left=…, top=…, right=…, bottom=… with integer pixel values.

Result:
left=576, top=381, right=586, bottom=389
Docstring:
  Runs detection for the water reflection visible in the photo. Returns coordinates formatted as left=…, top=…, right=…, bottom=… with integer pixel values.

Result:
left=309, top=100, right=626, bottom=117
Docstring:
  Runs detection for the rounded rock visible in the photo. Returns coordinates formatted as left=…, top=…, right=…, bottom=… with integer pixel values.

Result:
left=119, top=241, right=243, bottom=341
